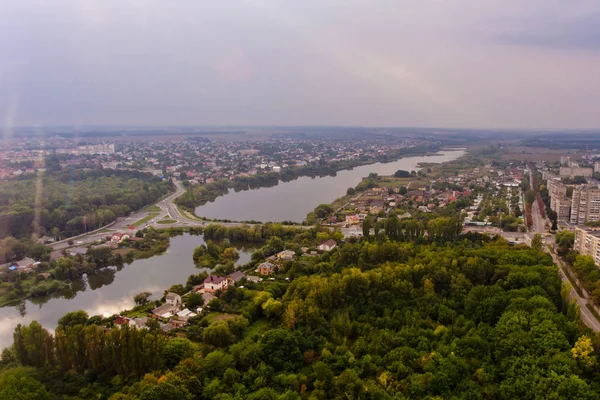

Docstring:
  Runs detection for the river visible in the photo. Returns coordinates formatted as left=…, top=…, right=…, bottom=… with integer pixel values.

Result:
left=0, top=234, right=254, bottom=349
left=195, top=150, right=465, bottom=222
left=0, top=150, right=463, bottom=348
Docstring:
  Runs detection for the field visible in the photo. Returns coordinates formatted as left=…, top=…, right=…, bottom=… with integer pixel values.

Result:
left=501, top=146, right=580, bottom=162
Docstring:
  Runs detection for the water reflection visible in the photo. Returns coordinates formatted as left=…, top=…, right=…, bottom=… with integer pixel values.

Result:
left=196, top=151, right=464, bottom=222
left=0, top=234, right=256, bottom=349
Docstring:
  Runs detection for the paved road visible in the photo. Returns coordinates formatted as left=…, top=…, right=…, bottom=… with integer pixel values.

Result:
left=50, top=179, right=309, bottom=250
left=549, top=250, right=600, bottom=332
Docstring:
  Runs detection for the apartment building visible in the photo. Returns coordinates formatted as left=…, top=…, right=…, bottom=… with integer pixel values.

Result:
left=574, top=226, right=600, bottom=265
left=570, top=187, right=600, bottom=225
left=560, top=166, right=593, bottom=178
left=548, top=180, right=570, bottom=221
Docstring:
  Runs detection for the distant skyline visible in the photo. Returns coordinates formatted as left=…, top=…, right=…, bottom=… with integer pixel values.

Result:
left=2, top=1, right=600, bottom=129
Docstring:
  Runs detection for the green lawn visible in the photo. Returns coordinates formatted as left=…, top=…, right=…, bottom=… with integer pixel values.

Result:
left=132, top=213, right=158, bottom=227
left=156, top=219, right=177, bottom=224
left=143, top=205, right=161, bottom=212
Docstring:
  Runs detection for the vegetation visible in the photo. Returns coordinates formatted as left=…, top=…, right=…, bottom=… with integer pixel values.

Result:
left=3, top=228, right=599, bottom=399
left=131, top=213, right=158, bottom=227
left=0, top=168, right=171, bottom=240
left=176, top=145, right=439, bottom=211
left=156, top=219, right=177, bottom=224
left=0, top=227, right=181, bottom=306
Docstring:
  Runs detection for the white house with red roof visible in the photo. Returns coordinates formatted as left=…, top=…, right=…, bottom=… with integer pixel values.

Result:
left=203, top=275, right=228, bottom=293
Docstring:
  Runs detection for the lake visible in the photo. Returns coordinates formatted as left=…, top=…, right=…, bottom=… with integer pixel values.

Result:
left=195, top=150, right=464, bottom=222
left=0, top=234, right=254, bottom=349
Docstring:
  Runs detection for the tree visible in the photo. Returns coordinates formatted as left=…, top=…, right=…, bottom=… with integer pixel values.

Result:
left=139, top=382, right=192, bottom=400
left=161, top=338, right=195, bottom=369
left=203, top=321, right=236, bottom=347
left=531, top=233, right=543, bottom=252
left=262, top=298, right=284, bottom=318
left=186, top=292, right=205, bottom=309
left=134, top=291, right=152, bottom=306
left=0, top=367, right=53, bottom=400
left=346, top=188, right=355, bottom=196
left=57, top=310, right=88, bottom=328
left=394, top=170, right=410, bottom=178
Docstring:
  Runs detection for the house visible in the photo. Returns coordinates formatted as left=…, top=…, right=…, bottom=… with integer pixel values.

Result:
left=177, top=308, right=196, bottom=318
left=276, top=250, right=296, bottom=262
left=152, top=303, right=178, bottom=319
left=318, top=239, right=337, bottom=252
left=165, top=292, right=182, bottom=308
left=203, top=275, right=228, bottom=293
left=111, top=232, right=130, bottom=243
left=258, top=262, right=276, bottom=275
left=246, top=276, right=263, bottom=283
left=170, top=317, right=188, bottom=328
left=345, top=214, right=360, bottom=225
left=129, top=317, right=149, bottom=329
left=227, top=271, right=247, bottom=286
left=202, top=292, right=216, bottom=304
left=161, top=323, right=176, bottom=333
left=369, top=206, right=383, bottom=215
left=114, top=316, right=129, bottom=327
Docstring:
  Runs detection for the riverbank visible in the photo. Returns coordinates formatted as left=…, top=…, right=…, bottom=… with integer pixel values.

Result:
left=305, top=150, right=474, bottom=224
left=177, top=144, right=441, bottom=216
left=0, top=227, right=202, bottom=308
left=192, top=150, right=464, bottom=223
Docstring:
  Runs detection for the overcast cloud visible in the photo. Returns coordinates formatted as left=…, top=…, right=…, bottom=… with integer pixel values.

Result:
left=2, top=0, right=600, bottom=129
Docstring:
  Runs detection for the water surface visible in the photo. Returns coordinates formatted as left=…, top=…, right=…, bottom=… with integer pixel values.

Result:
left=196, top=150, right=464, bottom=222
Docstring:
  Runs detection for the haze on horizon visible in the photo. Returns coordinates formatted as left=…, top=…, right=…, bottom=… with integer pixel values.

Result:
left=2, top=0, right=600, bottom=130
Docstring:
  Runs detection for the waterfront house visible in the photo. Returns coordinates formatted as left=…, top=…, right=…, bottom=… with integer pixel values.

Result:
left=276, top=250, right=296, bottom=262
left=258, top=262, right=276, bottom=275
left=318, top=240, right=337, bottom=252
left=203, top=275, right=228, bottom=293
left=227, top=271, right=247, bottom=286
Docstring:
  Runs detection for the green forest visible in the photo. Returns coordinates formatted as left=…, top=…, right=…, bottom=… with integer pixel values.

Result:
left=0, top=169, right=171, bottom=240
left=1, top=229, right=599, bottom=399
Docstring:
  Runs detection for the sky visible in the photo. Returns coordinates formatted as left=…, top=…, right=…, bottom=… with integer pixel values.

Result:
left=2, top=0, right=600, bottom=129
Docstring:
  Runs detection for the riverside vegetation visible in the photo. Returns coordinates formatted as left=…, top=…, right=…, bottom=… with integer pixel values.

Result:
left=175, top=145, right=439, bottom=213
left=0, top=227, right=200, bottom=307
left=2, top=222, right=600, bottom=399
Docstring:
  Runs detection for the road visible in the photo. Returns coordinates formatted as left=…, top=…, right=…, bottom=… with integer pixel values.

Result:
left=49, top=179, right=308, bottom=251
left=525, top=165, right=599, bottom=331
left=549, top=250, right=600, bottom=332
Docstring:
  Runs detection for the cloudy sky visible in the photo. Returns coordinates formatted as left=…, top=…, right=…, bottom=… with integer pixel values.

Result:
left=2, top=0, right=600, bottom=129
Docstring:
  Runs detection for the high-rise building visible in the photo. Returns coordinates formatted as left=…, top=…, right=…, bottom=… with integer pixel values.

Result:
left=570, top=187, right=600, bottom=225
left=594, top=161, right=600, bottom=173
left=574, top=226, right=600, bottom=265
left=548, top=180, right=570, bottom=221
left=559, top=166, right=593, bottom=178
left=561, top=156, right=571, bottom=166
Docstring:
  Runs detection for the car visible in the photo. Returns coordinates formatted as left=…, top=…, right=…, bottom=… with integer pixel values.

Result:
left=76, top=240, right=83, bottom=244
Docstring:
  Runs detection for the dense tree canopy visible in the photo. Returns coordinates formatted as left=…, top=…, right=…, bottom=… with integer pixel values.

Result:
left=1, top=232, right=598, bottom=399
left=0, top=169, right=171, bottom=239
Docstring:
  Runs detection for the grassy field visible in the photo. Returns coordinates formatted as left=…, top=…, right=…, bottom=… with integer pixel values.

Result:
left=501, top=146, right=580, bottom=162
left=143, top=205, right=161, bottom=212
left=132, top=213, right=158, bottom=227
left=156, top=219, right=177, bottom=224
